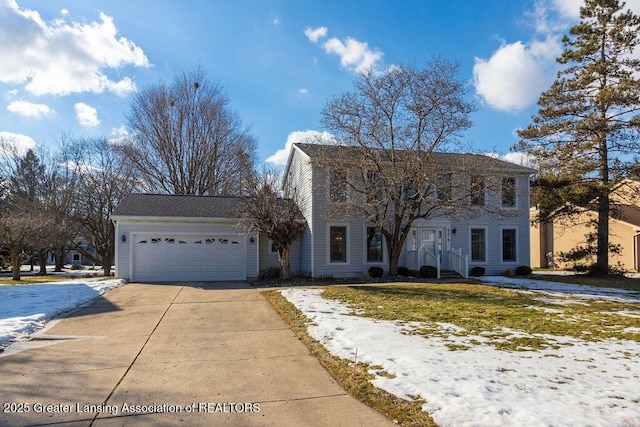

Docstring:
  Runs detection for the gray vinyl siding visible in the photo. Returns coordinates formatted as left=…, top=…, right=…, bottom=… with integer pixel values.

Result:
left=286, top=146, right=314, bottom=275
left=258, top=236, right=302, bottom=274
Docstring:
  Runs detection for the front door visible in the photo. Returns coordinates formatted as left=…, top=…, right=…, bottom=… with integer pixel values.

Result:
left=419, top=228, right=448, bottom=268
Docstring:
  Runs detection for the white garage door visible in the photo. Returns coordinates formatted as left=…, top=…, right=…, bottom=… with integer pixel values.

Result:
left=132, top=234, right=245, bottom=282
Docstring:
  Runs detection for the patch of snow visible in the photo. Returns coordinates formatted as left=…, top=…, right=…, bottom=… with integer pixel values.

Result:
left=479, top=276, right=640, bottom=302
left=0, top=278, right=123, bottom=348
left=534, top=297, right=590, bottom=306
left=281, top=288, right=640, bottom=427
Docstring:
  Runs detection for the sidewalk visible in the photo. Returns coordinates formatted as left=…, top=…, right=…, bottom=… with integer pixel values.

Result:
left=0, top=282, right=392, bottom=426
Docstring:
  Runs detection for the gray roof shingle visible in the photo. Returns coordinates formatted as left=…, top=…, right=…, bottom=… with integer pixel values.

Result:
left=294, top=143, right=536, bottom=174
left=112, top=194, right=247, bottom=218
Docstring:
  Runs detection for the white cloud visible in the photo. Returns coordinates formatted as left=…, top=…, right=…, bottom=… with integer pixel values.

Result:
left=273, top=17, right=280, bottom=26
left=323, top=37, right=383, bottom=73
left=74, top=102, right=100, bottom=127
left=486, top=151, right=536, bottom=168
left=0, top=1, right=149, bottom=97
left=0, top=131, right=37, bottom=156
left=304, top=26, right=327, bottom=43
left=473, top=36, right=561, bottom=112
left=7, top=99, right=53, bottom=118
left=298, top=88, right=308, bottom=95
left=266, top=130, right=337, bottom=166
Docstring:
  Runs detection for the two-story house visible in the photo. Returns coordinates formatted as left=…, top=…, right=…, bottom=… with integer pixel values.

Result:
left=112, top=143, right=535, bottom=282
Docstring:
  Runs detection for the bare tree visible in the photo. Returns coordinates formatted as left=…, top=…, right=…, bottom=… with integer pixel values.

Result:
left=120, top=66, right=257, bottom=195
left=74, top=138, right=137, bottom=276
left=320, top=60, right=482, bottom=275
left=241, top=169, right=305, bottom=280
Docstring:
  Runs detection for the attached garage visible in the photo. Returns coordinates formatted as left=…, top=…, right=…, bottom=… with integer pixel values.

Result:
left=131, top=233, right=245, bottom=282
left=112, top=194, right=257, bottom=282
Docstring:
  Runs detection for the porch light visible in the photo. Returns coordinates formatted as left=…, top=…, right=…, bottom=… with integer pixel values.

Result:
left=121, top=234, right=126, bottom=243
left=452, top=228, right=456, bottom=234
left=250, top=236, right=255, bottom=244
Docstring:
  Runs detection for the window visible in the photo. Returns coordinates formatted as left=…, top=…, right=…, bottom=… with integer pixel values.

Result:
left=502, top=229, right=517, bottom=262
left=366, top=170, right=383, bottom=202
left=471, top=228, right=486, bottom=262
left=437, top=173, right=452, bottom=202
left=366, top=227, right=383, bottom=263
left=502, top=177, right=516, bottom=207
left=470, top=177, right=485, bottom=206
left=269, top=240, right=278, bottom=254
left=329, top=226, right=347, bottom=263
left=73, top=253, right=80, bottom=261
left=330, top=169, right=347, bottom=202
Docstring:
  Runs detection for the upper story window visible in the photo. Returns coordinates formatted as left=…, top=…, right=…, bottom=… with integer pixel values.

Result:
left=330, top=169, right=348, bottom=202
left=437, top=173, right=452, bottom=202
left=366, top=170, right=383, bottom=202
left=501, top=177, right=516, bottom=207
left=470, top=177, right=485, bottom=206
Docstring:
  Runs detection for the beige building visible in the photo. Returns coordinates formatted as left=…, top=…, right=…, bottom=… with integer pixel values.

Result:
left=531, top=179, right=640, bottom=272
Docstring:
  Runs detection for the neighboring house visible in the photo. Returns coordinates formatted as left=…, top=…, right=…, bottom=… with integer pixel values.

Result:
left=112, top=143, right=535, bottom=282
left=531, top=179, right=640, bottom=271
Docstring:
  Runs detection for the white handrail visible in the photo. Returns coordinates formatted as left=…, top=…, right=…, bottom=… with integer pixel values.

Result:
left=449, top=248, right=468, bottom=279
left=422, top=250, right=440, bottom=279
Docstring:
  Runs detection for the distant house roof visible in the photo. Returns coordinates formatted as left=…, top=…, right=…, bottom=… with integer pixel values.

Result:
left=293, top=143, right=536, bottom=174
left=112, top=194, right=247, bottom=218
left=613, top=205, right=640, bottom=227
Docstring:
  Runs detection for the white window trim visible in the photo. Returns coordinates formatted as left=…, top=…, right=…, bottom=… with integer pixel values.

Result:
left=500, top=225, right=519, bottom=264
left=501, top=177, right=518, bottom=209
left=327, top=223, right=350, bottom=265
left=363, top=225, right=385, bottom=265
left=469, top=225, right=489, bottom=264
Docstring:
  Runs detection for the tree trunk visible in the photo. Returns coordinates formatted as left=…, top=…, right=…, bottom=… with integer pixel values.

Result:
left=102, top=253, right=113, bottom=277
left=278, top=246, right=292, bottom=280
left=37, top=252, right=47, bottom=275
left=595, top=192, right=610, bottom=275
left=54, top=247, right=65, bottom=272
left=387, top=239, right=401, bottom=276
left=10, top=248, right=21, bottom=281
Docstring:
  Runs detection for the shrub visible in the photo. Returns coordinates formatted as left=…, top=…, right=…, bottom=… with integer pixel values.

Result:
left=258, top=266, right=281, bottom=280
left=515, top=265, right=532, bottom=276
left=368, top=266, right=384, bottom=278
left=419, top=265, right=437, bottom=278
left=470, top=266, right=485, bottom=277
left=70, top=264, right=82, bottom=270
left=397, top=266, right=410, bottom=276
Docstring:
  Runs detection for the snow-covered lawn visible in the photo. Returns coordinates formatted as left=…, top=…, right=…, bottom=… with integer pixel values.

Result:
left=282, top=277, right=640, bottom=427
left=0, top=278, right=123, bottom=349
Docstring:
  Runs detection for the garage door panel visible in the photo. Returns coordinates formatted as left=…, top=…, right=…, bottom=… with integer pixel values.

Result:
left=132, top=233, right=245, bottom=282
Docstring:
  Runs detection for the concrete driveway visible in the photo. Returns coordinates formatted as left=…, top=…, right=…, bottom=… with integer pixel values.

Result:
left=0, top=282, right=391, bottom=426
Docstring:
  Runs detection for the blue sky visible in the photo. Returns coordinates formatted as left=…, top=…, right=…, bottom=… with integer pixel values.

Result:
left=1, top=0, right=639, bottom=167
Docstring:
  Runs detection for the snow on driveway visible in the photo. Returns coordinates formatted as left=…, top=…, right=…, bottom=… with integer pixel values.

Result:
left=0, top=278, right=123, bottom=348
left=282, top=279, right=640, bottom=427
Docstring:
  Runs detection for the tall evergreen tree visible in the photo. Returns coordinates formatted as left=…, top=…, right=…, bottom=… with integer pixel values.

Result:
left=516, top=0, right=640, bottom=275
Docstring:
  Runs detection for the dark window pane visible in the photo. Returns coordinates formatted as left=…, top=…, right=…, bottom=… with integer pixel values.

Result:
left=366, top=227, right=383, bottom=262
left=330, top=226, right=347, bottom=262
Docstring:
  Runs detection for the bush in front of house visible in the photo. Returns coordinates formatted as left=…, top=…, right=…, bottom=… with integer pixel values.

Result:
left=419, top=265, right=437, bottom=278
left=515, top=265, right=532, bottom=276
left=70, top=264, right=82, bottom=270
left=368, top=266, right=384, bottom=278
left=397, top=266, right=410, bottom=276
left=470, top=266, right=486, bottom=277
left=258, top=266, right=281, bottom=280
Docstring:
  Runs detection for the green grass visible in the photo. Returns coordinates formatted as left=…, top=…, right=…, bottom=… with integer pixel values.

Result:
left=0, top=275, right=72, bottom=285
left=320, top=283, right=640, bottom=351
left=262, top=290, right=437, bottom=427
left=531, top=274, right=640, bottom=291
